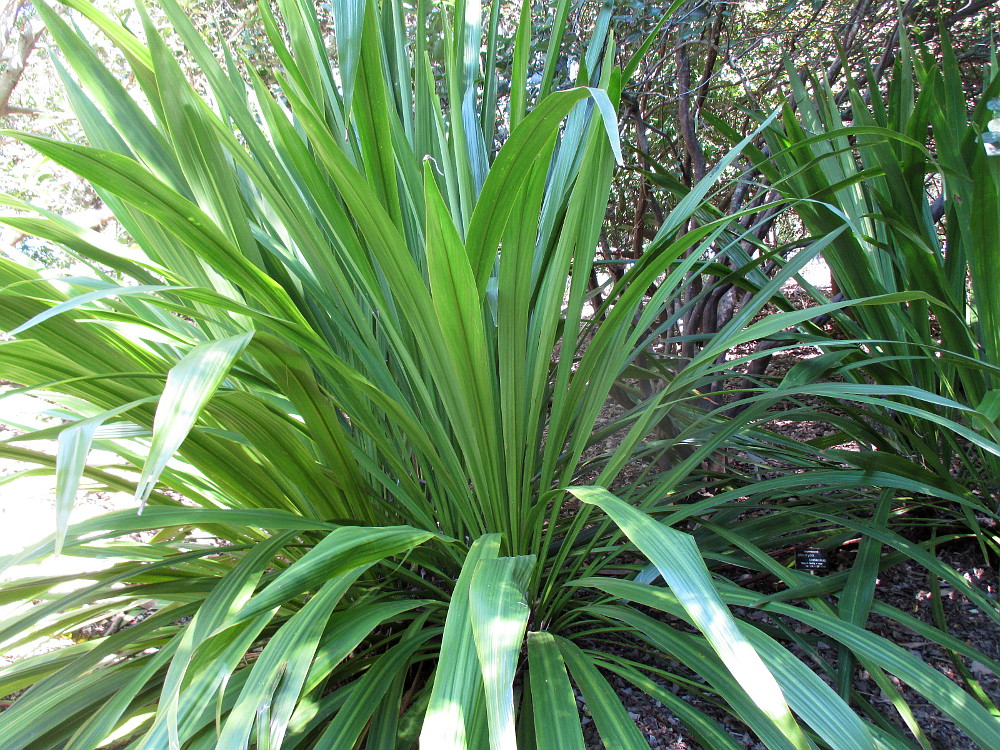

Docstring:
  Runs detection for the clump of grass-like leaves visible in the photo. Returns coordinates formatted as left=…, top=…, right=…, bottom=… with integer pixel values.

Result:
left=0, top=2, right=998, bottom=748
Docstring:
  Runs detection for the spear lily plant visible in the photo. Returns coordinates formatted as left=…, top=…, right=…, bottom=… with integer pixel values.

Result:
left=0, top=2, right=998, bottom=749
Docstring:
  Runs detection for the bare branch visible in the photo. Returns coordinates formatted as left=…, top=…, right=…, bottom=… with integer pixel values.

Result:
left=0, top=13, right=44, bottom=120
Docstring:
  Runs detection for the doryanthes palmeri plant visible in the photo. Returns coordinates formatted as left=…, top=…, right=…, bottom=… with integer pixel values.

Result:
left=0, top=2, right=998, bottom=748
left=729, top=35, right=1000, bottom=529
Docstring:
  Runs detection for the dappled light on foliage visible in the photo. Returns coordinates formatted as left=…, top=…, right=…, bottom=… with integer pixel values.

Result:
left=0, top=1, right=999, bottom=748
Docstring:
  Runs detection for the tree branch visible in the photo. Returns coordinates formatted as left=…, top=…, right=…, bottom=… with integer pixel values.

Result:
left=0, top=16, right=44, bottom=119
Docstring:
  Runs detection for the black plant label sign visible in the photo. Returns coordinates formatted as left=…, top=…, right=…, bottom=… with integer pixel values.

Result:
left=795, top=548, right=828, bottom=572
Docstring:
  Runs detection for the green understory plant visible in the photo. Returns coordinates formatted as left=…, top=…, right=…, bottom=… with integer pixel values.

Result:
left=0, top=2, right=998, bottom=749
left=735, top=36, right=1000, bottom=534
left=696, top=34, right=1000, bottom=736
